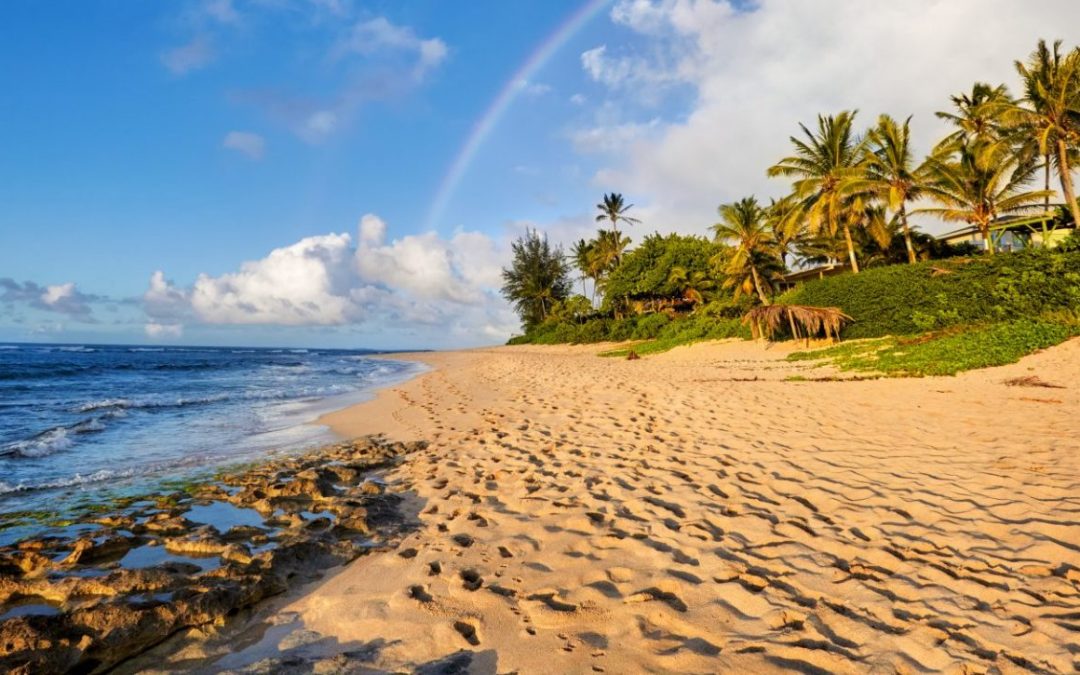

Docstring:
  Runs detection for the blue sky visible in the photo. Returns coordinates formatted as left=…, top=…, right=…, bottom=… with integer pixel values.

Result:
left=1, top=0, right=1074, bottom=348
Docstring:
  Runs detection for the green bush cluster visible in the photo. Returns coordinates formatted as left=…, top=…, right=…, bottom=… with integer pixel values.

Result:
left=788, top=320, right=1076, bottom=376
left=780, top=250, right=1080, bottom=338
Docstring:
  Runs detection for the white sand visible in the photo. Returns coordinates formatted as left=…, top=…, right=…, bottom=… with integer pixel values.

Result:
left=160, top=339, right=1080, bottom=673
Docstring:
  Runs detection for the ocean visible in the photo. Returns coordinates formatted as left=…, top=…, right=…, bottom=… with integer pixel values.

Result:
left=0, top=343, right=422, bottom=541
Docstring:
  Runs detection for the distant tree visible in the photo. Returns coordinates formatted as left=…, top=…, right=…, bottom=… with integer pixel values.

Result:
left=595, top=193, right=641, bottom=249
left=602, top=233, right=725, bottom=315
left=711, top=197, right=779, bottom=304
left=501, top=229, right=572, bottom=329
left=864, top=114, right=927, bottom=264
left=1012, top=39, right=1080, bottom=227
left=768, top=111, right=870, bottom=273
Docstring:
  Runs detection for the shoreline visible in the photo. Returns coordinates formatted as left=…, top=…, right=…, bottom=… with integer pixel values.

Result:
left=136, top=338, right=1080, bottom=673
left=6, top=338, right=1079, bottom=672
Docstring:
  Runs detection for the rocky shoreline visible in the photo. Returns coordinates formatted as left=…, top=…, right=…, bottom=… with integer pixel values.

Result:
left=0, top=435, right=426, bottom=674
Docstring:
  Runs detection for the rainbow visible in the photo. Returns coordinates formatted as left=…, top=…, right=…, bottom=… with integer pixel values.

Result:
left=423, top=0, right=612, bottom=232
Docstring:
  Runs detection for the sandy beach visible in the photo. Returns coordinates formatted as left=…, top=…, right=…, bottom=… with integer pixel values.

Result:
left=140, top=338, right=1080, bottom=673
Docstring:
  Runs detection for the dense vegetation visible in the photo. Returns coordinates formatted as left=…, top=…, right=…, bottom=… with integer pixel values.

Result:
left=781, top=249, right=1080, bottom=338
left=499, top=40, right=1080, bottom=373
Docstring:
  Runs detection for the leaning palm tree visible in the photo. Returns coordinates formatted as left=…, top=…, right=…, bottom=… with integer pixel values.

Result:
left=595, top=193, right=641, bottom=246
left=711, top=197, right=779, bottom=304
left=1011, top=39, right=1080, bottom=227
left=918, top=141, right=1052, bottom=254
left=767, top=111, right=870, bottom=273
left=864, top=114, right=927, bottom=264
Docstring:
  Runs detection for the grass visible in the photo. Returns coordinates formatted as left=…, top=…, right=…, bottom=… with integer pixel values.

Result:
left=788, top=320, right=1076, bottom=377
left=599, top=334, right=737, bottom=358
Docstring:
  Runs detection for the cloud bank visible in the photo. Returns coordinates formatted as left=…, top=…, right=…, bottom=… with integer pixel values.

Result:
left=142, top=215, right=518, bottom=346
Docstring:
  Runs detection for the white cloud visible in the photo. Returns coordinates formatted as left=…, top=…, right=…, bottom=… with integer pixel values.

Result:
left=202, top=0, right=240, bottom=25
left=570, top=118, right=661, bottom=154
left=570, top=93, right=587, bottom=105
left=142, top=215, right=517, bottom=346
left=222, top=131, right=266, bottom=159
left=145, top=322, right=183, bottom=339
left=302, top=111, right=338, bottom=141
left=579, top=0, right=1080, bottom=235
left=334, top=17, right=448, bottom=81
left=192, top=233, right=358, bottom=325
left=144, top=271, right=192, bottom=323
left=515, top=79, right=552, bottom=97
left=1, top=279, right=98, bottom=320
left=355, top=218, right=495, bottom=305
left=161, top=35, right=215, bottom=75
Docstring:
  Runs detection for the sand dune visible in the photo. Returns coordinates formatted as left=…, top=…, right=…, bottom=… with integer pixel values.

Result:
left=145, top=339, right=1080, bottom=673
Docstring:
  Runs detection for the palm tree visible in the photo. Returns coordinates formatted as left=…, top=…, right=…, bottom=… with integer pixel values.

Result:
left=501, top=229, right=573, bottom=328
left=595, top=193, right=641, bottom=246
left=767, top=111, right=870, bottom=273
left=666, top=266, right=715, bottom=307
left=1012, top=39, right=1080, bottom=227
left=587, top=229, right=630, bottom=299
left=918, top=141, right=1052, bottom=254
left=570, top=238, right=594, bottom=298
left=711, top=197, right=778, bottom=304
left=936, top=83, right=1013, bottom=156
left=766, top=194, right=803, bottom=270
left=864, top=114, right=926, bottom=264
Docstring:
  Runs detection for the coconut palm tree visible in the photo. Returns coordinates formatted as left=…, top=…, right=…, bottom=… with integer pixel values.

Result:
left=1012, top=39, right=1080, bottom=227
left=570, top=238, right=594, bottom=298
left=918, top=140, right=1052, bottom=254
left=765, top=194, right=803, bottom=269
left=587, top=229, right=630, bottom=298
left=501, top=229, right=572, bottom=328
left=864, top=114, right=927, bottom=264
left=666, top=266, right=715, bottom=307
left=936, top=82, right=1014, bottom=157
left=711, top=197, right=778, bottom=304
left=767, top=111, right=870, bottom=273
left=595, top=193, right=641, bottom=247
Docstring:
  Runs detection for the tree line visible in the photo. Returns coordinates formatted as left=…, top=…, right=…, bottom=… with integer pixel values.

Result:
left=503, top=39, right=1080, bottom=331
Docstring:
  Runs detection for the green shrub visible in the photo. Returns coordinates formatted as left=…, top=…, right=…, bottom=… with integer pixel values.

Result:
left=632, top=313, right=671, bottom=339
left=780, top=250, right=1080, bottom=338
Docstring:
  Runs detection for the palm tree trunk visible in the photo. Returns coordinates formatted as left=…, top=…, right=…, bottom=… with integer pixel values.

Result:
left=841, top=223, right=860, bottom=273
left=980, top=220, right=996, bottom=255
left=1056, top=139, right=1080, bottom=228
left=899, top=203, right=916, bottom=264
left=1044, top=152, right=1051, bottom=213
left=750, top=266, right=770, bottom=305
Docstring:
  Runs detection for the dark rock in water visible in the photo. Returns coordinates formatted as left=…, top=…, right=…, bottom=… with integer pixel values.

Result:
left=61, top=535, right=133, bottom=566
left=0, top=436, right=427, bottom=675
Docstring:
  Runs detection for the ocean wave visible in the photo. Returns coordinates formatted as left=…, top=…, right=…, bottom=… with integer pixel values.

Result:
left=73, top=393, right=230, bottom=414
left=0, top=468, right=136, bottom=495
left=0, top=416, right=108, bottom=459
left=128, top=347, right=164, bottom=352
left=57, top=346, right=95, bottom=353
left=0, top=345, right=19, bottom=350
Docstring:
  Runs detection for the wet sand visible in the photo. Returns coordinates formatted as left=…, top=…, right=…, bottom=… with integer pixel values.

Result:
left=169, top=339, right=1080, bottom=673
